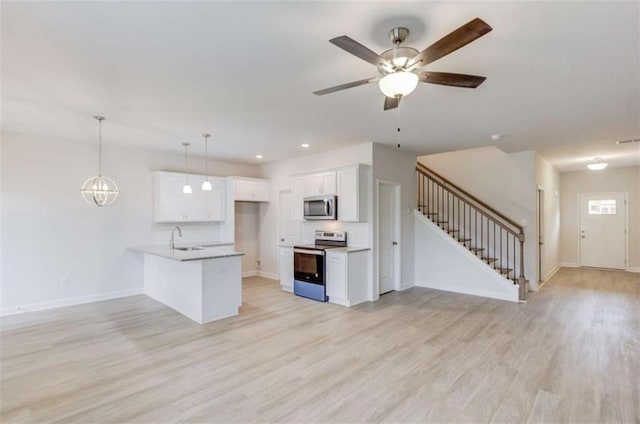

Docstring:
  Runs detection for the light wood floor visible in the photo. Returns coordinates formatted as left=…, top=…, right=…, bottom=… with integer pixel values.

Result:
left=2, top=268, right=639, bottom=423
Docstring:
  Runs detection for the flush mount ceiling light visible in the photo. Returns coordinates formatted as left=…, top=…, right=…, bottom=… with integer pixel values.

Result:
left=182, top=142, right=192, bottom=193
left=256, top=154, right=263, bottom=159
left=301, top=143, right=310, bottom=148
left=201, top=133, right=212, bottom=191
left=80, top=116, right=119, bottom=207
left=587, top=157, right=608, bottom=171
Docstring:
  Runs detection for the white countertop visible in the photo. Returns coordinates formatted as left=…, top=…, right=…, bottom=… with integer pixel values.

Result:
left=130, top=245, right=244, bottom=262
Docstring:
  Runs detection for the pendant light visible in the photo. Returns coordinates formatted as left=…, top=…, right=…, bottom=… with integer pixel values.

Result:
left=201, top=133, right=212, bottom=191
left=182, top=142, right=192, bottom=194
left=80, top=116, right=119, bottom=206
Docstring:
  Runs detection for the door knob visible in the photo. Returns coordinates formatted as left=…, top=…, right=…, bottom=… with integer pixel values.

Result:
left=392, top=241, right=398, bottom=245
left=581, top=236, right=586, bottom=239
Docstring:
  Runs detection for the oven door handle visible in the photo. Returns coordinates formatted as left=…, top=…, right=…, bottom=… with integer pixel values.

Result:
left=294, top=249, right=325, bottom=256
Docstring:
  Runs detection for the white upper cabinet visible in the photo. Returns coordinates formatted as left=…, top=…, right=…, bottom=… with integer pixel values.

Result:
left=232, top=177, right=270, bottom=202
left=204, top=178, right=226, bottom=221
left=337, top=165, right=370, bottom=222
left=290, top=165, right=369, bottom=222
left=305, top=171, right=336, bottom=196
left=153, top=171, right=225, bottom=223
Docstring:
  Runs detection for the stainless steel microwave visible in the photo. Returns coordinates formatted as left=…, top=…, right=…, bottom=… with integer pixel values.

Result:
left=303, top=195, right=337, bottom=220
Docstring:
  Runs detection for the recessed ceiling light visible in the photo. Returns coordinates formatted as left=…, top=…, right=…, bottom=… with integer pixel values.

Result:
left=256, top=154, right=263, bottom=159
left=301, top=143, right=310, bottom=148
left=491, top=134, right=503, bottom=141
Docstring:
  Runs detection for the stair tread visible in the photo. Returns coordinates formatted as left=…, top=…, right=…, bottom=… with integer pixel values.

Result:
left=447, top=229, right=460, bottom=233
left=469, top=247, right=485, bottom=252
left=458, top=238, right=472, bottom=242
left=423, top=212, right=438, bottom=216
left=482, top=257, right=498, bottom=263
left=435, top=220, right=449, bottom=223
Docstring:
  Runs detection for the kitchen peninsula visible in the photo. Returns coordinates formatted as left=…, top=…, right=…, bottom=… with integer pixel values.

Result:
left=131, top=244, right=244, bottom=324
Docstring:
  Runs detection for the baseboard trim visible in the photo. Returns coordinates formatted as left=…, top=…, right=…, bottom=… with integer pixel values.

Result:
left=626, top=267, right=640, bottom=273
left=242, top=270, right=258, bottom=278
left=540, top=263, right=562, bottom=287
left=257, top=271, right=279, bottom=281
left=397, top=283, right=414, bottom=291
left=0, top=288, right=144, bottom=317
left=561, top=262, right=578, bottom=268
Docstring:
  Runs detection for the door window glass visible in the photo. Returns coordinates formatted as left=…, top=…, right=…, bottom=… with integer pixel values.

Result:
left=588, top=199, right=616, bottom=215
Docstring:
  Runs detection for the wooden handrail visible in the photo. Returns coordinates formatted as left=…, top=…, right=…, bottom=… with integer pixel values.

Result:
left=416, top=163, right=523, bottom=232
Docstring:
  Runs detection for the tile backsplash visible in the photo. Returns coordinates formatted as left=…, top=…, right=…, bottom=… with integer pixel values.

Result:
left=151, top=222, right=223, bottom=245
left=301, top=221, right=370, bottom=247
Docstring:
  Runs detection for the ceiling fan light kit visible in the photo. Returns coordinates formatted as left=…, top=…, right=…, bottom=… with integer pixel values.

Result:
left=80, top=116, right=119, bottom=207
left=314, top=18, right=492, bottom=110
left=379, top=71, right=419, bottom=98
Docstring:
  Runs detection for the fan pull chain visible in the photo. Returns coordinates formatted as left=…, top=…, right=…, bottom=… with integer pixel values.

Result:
left=396, top=95, right=401, bottom=148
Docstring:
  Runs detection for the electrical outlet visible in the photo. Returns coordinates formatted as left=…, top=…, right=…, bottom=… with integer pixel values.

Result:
left=256, top=259, right=261, bottom=268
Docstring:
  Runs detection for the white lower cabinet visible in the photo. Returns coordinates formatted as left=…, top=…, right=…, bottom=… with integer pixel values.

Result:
left=279, top=246, right=294, bottom=292
left=326, top=250, right=369, bottom=306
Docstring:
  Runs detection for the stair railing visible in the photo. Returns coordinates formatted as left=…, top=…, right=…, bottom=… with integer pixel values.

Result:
left=416, top=163, right=526, bottom=301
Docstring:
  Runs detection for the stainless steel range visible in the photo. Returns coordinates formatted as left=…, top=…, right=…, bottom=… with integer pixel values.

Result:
left=293, top=230, right=347, bottom=302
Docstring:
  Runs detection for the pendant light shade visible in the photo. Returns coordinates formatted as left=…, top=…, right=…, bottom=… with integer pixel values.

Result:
left=80, top=116, right=119, bottom=206
left=182, top=142, right=192, bottom=194
left=201, top=133, right=212, bottom=191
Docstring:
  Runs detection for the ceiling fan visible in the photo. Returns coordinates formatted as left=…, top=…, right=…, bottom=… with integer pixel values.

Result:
left=313, top=18, right=492, bottom=110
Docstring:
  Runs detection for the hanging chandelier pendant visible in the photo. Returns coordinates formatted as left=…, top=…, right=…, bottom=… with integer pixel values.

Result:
left=80, top=116, right=119, bottom=207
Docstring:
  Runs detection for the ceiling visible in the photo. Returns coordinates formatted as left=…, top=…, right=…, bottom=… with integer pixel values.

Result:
left=2, top=1, right=639, bottom=171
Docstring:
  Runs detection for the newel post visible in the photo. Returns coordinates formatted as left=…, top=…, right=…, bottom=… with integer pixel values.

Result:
left=518, top=230, right=526, bottom=302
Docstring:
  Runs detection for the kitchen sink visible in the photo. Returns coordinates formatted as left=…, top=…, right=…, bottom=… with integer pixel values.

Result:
left=173, top=246, right=205, bottom=251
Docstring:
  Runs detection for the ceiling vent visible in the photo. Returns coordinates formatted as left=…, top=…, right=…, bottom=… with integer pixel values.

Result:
left=616, top=138, right=640, bottom=145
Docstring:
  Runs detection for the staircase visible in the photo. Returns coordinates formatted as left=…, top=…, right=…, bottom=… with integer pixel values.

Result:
left=416, top=164, right=527, bottom=301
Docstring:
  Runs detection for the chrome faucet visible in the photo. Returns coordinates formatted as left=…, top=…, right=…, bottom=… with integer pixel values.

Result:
left=170, top=226, right=182, bottom=249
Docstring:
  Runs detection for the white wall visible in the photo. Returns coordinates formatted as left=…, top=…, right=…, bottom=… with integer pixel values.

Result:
left=1, top=131, right=259, bottom=312
left=560, top=166, right=640, bottom=270
left=257, top=142, right=373, bottom=278
left=234, top=202, right=259, bottom=276
left=418, top=146, right=539, bottom=288
left=535, top=154, right=561, bottom=280
left=414, top=212, right=519, bottom=302
left=372, top=143, right=416, bottom=293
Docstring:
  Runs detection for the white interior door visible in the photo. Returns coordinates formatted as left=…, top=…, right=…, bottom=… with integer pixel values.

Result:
left=579, top=193, right=626, bottom=269
left=378, top=182, right=399, bottom=294
left=279, top=189, right=299, bottom=244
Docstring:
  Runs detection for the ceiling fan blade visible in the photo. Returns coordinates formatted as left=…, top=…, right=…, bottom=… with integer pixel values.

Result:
left=384, top=96, right=399, bottom=111
left=408, top=18, right=492, bottom=69
left=313, top=77, right=376, bottom=95
left=330, top=36, right=392, bottom=70
left=419, top=72, right=486, bottom=88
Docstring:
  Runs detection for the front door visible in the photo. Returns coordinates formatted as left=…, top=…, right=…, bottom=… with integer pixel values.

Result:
left=579, top=193, right=626, bottom=269
left=379, top=182, right=399, bottom=294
